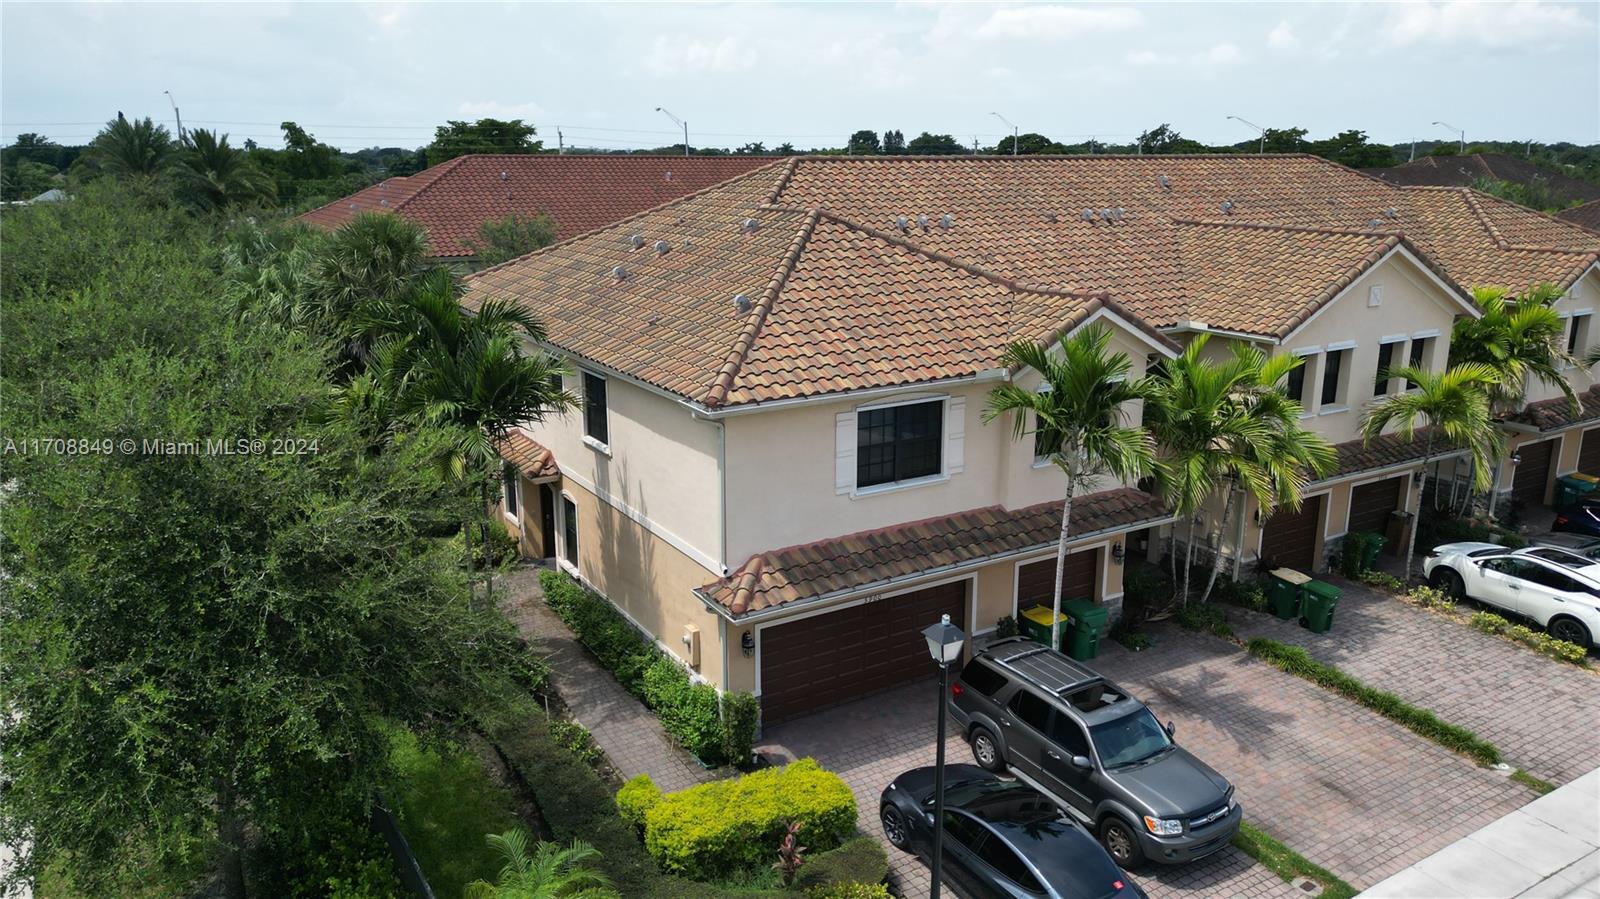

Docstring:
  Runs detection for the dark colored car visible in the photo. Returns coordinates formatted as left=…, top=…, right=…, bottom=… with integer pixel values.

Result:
left=1553, top=498, right=1600, bottom=538
left=880, top=764, right=1148, bottom=899
left=948, top=637, right=1240, bottom=868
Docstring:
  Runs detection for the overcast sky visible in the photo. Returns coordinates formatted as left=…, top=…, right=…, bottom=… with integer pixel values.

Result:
left=3, top=1, right=1596, bottom=153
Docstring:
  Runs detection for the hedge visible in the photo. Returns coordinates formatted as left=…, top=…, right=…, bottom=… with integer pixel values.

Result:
left=639, top=760, right=858, bottom=879
left=1468, top=611, right=1589, bottom=665
left=1245, top=638, right=1501, bottom=766
left=617, top=774, right=662, bottom=830
left=541, top=570, right=758, bottom=765
left=792, top=836, right=888, bottom=891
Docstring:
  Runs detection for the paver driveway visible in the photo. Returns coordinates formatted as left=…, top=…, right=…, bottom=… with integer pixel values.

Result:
left=760, top=624, right=1533, bottom=896
left=1229, top=577, right=1600, bottom=785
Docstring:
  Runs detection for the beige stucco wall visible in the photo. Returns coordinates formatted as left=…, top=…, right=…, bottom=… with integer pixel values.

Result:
left=1521, top=268, right=1600, bottom=407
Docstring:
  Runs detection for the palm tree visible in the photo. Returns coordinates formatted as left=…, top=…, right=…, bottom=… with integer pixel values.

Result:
left=984, top=325, right=1155, bottom=650
left=79, top=114, right=174, bottom=178
left=465, top=831, right=619, bottom=899
left=173, top=128, right=275, bottom=212
left=1450, top=284, right=1576, bottom=413
left=1360, top=363, right=1504, bottom=580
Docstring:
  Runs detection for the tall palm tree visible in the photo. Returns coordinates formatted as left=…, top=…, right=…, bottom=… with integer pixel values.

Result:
left=173, top=128, right=275, bottom=212
left=79, top=114, right=174, bottom=178
left=984, top=325, right=1155, bottom=650
left=1360, top=363, right=1504, bottom=580
left=464, top=831, right=619, bottom=899
left=304, top=212, right=434, bottom=374
left=1450, top=283, right=1576, bottom=413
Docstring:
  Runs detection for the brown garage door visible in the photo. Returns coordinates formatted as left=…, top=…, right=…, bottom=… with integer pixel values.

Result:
left=1016, top=547, right=1101, bottom=610
left=1579, top=429, right=1600, bottom=476
left=1261, top=494, right=1324, bottom=573
left=1512, top=439, right=1556, bottom=506
left=1348, top=476, right=1404, bottom=539
left=759, top=580, right=967, bottom=725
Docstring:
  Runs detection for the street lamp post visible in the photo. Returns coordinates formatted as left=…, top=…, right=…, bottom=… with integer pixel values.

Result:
left=921, top=613, right=967, bottom=899
left=1433, top=120, right=1466, bottom=154
left=990, top=111, right=1019, bottom=156
left=656, top=106, right=689, bottom=157
left=1226, top=115, right=1265, bottom=154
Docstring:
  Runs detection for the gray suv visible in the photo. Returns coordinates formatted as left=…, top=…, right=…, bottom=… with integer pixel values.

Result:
left=949, top=637, right=1241, bottom=868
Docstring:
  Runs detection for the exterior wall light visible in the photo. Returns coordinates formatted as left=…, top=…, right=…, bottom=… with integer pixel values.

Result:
left=741, top=631, right=755, bottom=657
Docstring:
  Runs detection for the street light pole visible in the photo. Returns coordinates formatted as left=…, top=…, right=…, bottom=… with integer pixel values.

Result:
left=922, top=614, right=967, bottom=899
left=990, top=111, right=1019, bottom=156
left=163, top=90, right=185, bottom=142
left=1226, top=115, right=1265, bottom=154
left=656, top=106, right=688, bottom=157
left=1433, top=120, right=1465, bottom=154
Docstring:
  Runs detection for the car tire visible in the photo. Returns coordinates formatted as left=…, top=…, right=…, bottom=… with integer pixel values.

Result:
left=880, top=804, right=912, bottom=851
left=1099, top=816, right=1147, bottom=870
left=1430, top=568, right=1465, bottom=599
left=1548, top=616, right=1593, bottom=650
left=969, top=727, right=1005, bottom=772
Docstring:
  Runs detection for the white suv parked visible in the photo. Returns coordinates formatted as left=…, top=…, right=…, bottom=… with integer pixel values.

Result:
left=1423, top=543, right=1600, bottom=649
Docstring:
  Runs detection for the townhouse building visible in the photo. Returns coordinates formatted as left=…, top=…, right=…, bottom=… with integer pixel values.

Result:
left=463, top=155, right=1600, bottom=725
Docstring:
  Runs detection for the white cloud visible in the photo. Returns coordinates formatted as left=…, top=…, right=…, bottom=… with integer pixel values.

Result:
left=1267, top=21, right=1300, bottom=50
left=1204, top=42, right=1243, bottom=65
left=974, top=5, right=1142, bottom=40
left=1382, top=0, right=1588, bottom=47
left=1124, top=43, right=1243, bottom=68
left=1125, top=49, right=1176, bottom=66
left=640, top=35, right=757, bottom=77
left=457, top=100, right=545, bottom=121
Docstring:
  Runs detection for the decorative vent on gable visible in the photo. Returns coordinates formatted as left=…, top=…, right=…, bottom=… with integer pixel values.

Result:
left=1368, top=285, right=1383, bottom=308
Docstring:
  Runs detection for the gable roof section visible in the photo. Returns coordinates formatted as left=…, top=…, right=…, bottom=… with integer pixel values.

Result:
left=299, top=155, right=778, bottom=257
left=496, top=429, right=560, bottom=480
left=1557, top=199, right=1600, bottom=236
left=1398, top=187, right=1599, bottom=294
left=1371, top=154, right=1600, bottom=206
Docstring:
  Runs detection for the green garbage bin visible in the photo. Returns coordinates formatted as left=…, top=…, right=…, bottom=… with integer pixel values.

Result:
left=1062, top=597, right=1106, bottom=661
left=1557, top=474, right=1595, bottom=509
left=1301, top=580, right=1341, bottom=634
left=1267, top=568, right=1311, bottom=620
left=1020, top=605, right=1069, bottom=647
left=1360, top=532, right=1386, bottom=572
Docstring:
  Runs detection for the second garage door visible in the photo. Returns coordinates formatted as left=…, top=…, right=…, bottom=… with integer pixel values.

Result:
left=759, top=580, right=967, bottom=725
left=1016, top=547, right=1101, bottom=611
left=1261, top=494, right=1324, bottom=573
left=1348, top=476, right=1405, bottom=554
left=1512, top=439, right=1556, bottom=506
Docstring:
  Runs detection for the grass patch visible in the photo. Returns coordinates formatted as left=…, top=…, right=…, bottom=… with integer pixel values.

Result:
left=1232, top=820, right=1358, bottom=899
left=1245, top=638, right=1501, bottom=766
left=1511, top=769, right=1555, bottom=795
left=1174, top=603, right=1235, bottom=639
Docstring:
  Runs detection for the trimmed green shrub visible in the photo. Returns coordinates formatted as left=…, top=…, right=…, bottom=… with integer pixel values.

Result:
left=1405, top=585, right=1454, bottom=610
left=795, top=836, right=888, bottom=891
left=721, top=691, right=761, bottom=767
left=549, top=716, right=604, bottom=768
left=807, top=885, right=892, bottom=899
left=1358, top=569, right=1405, bottom=593
left=643, top=759, right=857, bottom=879
left=1340, top=532, right=1372, bottom=577
left=1174, top=603, right=1233, bottom=638
left=1246, top=638, right=1501, bottom=765
left=617, top=774, right=663, bottom=830
left=1214, top=576, right=1267, bottom=612
left=995, top=615, right=1019, bottom=639
left=1471, top=611, right=1589, bottom=664
left=643, top=656, right=725, bottom=763
left=541, top=569, right=661, bottom=693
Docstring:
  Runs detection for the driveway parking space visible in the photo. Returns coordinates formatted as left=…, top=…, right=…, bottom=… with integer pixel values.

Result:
left=1227, top=577, right=1600, bottom=785
left=758, top=680, right=1298, bottom=899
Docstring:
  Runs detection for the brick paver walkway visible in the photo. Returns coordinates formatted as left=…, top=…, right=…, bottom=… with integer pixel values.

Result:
left=1228, top=578, right=1600, bottom=785
left=1094, top=625, right=1531, bottom=889
left=499, top=567, right=715, bottom=793
left=758, top=679, right=1297, bottom=899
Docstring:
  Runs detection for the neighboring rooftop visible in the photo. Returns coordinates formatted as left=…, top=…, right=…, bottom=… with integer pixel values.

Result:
left=1558, top=199, right=1600, bottom=235
left=1370, top=154, right=1600, bottom=207
left=298, top=154, right=778, bottom=258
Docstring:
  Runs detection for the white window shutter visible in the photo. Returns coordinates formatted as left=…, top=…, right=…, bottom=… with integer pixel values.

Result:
left=946, top=397, right=966, bottom=474
left=835, top=411, right=856, bottom=495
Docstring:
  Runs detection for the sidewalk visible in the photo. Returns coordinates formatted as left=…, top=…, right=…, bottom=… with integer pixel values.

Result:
left=498, top=566, right=716, bottom=794
left=1360, top=767, right=1600, bottom=898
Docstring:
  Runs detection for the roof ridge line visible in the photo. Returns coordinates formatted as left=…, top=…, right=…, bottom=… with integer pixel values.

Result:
left=465, top=162, right=788, bottom=282
left=1457, top=187, right=1512, bottom=250
left=1466, top=187, right=1600, bottom=249
left=1172, top=217, right=1393, bottom=239
left=764, top=157, right=802, bottom=205
left=295, top=173, right=425, bottom=223
left=391, top=155, right=472, bottom=214
left=703, top=207, right=823, bottom=407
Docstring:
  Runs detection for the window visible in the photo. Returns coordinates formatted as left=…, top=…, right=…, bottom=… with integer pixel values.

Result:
left=1374, top=341, right=1398, bottom=396
left=941, top=812, right=987, bottom=851
left=975, top=836, right=1044, bottom=892
left=1047, top=713, right=1091, bottom=757
left=561, top=496, right=578, bottom=567
left=958, top=658, right=1009, bottom=697
left=856, top=400, right=942, bottom=488
left=1007, top=688, right=1053, bottom=733
left=583, top=372, right=609, bottom=445
left=548, top=371, right=564, bottom=395
left=1320, top=348, right=1347, bottom=407
left=502, top=462, right=519, bottom=517
left=1569, top=314, right=1592, bottom=357
left=1406, top=337, right=1432, bottom=389
left=1032, top=413, right=1059, bottom=461
left=1284, top=358, right=1307, bottom=403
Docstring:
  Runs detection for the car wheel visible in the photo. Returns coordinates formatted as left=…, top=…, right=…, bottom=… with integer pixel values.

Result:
left=1429, top=568, right=1465, bottom=599
left=969, top=727, right=1005, bottom=772
left=1548, top=616, right=1593, bottom=649
left=1099, top=816, right=1146, bottom=869
left=880, top=804, right=912, bottom=850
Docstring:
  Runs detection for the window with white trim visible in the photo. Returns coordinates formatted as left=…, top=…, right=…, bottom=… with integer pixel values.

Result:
left=1406, top=337, right=1433, bottom=390
left=1374, top=340, right=1401, bottom=396
left=1284, top=356, right=1311, bottom=403
left=1568, top=313, right=1591, bottom=357
left=561, top=495, right=579, bottom=568
left=857, top=400, right=943, bottom=488
left=582, top=372, right=609, bottom=446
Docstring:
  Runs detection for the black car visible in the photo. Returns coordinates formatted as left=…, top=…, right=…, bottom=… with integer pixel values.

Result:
left=880, top=764, right=1148, bottom=899
left=1553, top=498, right=1600, bottom=538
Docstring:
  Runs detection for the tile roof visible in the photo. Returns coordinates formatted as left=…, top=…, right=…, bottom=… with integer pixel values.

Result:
left=1370, top=154, right=1600, bottom=207
left=697, top=488, right=1169, bottom=617
left=461, top=155, right=1600, bottom=408
left=496, top=429, right=559, bottom=479
left=298, top=155, right=778, bottom=257
left=1324, top=427, right=1462, bottom=481
left=1557, top=199, right=1600, bottom=236
left=1503, top=385, right=1600, bottom=432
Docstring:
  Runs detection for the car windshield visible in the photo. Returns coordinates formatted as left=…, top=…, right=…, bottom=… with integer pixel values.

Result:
left=1467, top=548, right=1504, bottom=559
left=1089, top=708, right=1173, bottom=768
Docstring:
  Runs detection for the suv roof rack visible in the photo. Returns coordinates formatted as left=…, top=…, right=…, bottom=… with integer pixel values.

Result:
left=985, top=640, right=1103, bottom=697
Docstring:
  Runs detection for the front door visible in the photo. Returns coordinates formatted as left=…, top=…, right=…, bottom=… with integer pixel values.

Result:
left=539, top=484, right=557, bottom=559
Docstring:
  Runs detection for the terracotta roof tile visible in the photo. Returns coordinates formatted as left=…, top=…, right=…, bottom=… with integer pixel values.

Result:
left=697, top=487, right=1170, bottom=617
left=496, top=429, right=559, bottom=479
left=299, top=155, right=777, bottom=257
left=1325, top=427, right=1462, bottom=481
left=1371, top=154, right=1600, bottom=207
left=1503, top=385, right=1600, bottom=431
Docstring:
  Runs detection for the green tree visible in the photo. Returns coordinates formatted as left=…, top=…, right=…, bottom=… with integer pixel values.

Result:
left=984, top=326, right=1155, bottom=649
left=77, top=114, right=175, bottom=179
left=428, top=119, right=542, bottom=164
left=464, top=833, right=619, bottom=899
left=1449, top=283, right=1576, bottom=412
left=906, top=132, right=968, bottom=155
left=173, top=129, right=275, bottom=212
left=1360, top=363, right=1504, bottom=579
left=845, top=129, right=882, bottom=155
left=466, top=212, right=560, bottom=267
left=989, top=133, right=1069, bottom=155
left=1261, top=127, right=1309, bottom=153
left=1309, top=129, right=1394, bottom=168
left=1, top=158, right=58, bottom=200
left=882, top=129, right=906, bottom=154
left=1138, top=124, right=1210, bottom=155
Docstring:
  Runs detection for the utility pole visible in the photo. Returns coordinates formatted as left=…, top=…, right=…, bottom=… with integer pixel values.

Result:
left=656, top=107, right=688, bottom=157
left=163, top=90, right=185, bottom=142
left=1433, top=120, right=1465, bottom=154
left=1227, top=115, right=1266, bottom=154
left=557, top=129, right=564, bottom=154
left=1409, top=140, right=1417, bottom=162
left=990, top=111, right=1019, bottom=156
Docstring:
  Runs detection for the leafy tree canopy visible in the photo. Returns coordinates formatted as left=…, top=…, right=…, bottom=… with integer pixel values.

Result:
left=906, top=132, right=968, bottom=155
left=465, top=211, right=558, bottom=267
left=846, top=129, right=881, bottom=155
left=427, top=118, right=543, bottom=165
left=882, top=129, right=906, bottom=154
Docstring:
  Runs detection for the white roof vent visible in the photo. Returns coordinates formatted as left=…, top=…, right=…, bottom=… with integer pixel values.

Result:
left=1384, top=207, right=1399, bottom=219
left=733, top=293, right=752, bottom=313
left=1368, top=218, right=1384, bottom=228
left=349, top=202, right=357, bottom=210
left=939, top=213, right=954, bottom=229
left=1158, top=174, right=1171, bottom=189
left=612, top=265, right=627, bottom=281
left=895, top=215, right=910, bottom=233
left=1114, top=207, right=1126, bottom=220
left=379, top=198, right=388, bottom=206
left=628, top=233, right=645, bottom=249
left=1101, top=207, right=1114, bottom=221
left=664, top=170, right=673, bottom=181
left=740, top=218, right=760, bottom=234
left=500, top=171, right=508, bottom=181
left=917, top=214, right=930, bottom=232
left=1081, top=209, right=1096, bottom=221
left=654, top=239, right=670, bottom=256
left=1220, top=200, right=1235, bottom=214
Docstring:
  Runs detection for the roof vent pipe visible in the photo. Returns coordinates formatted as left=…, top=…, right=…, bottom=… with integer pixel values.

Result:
left=1368, top=218, right=1384, bottom=228
left=733, top=293, right=752, bottom=313
left=1114, top=207, right=1126, bottom=220
left=1158, top=174, right=1171, bottom=189
left=939, top=213, right=954, bottom=229
left=500, top=171, right=508, bottom=181
left=654, top=240, right=670, bottom=256
left=895, top=215, right=910, bottom=233
left=612, top=266, right=627, bottom=281
left=629, top=233, right=645, bottom=249
left=917, top=214, right=930, bottom=232
left=741, top=218, right=760, bottom=234
left=1081, top=209, right=1096, bottom=221
left=1384, top=207, right=1399, bottom=219
left=1220, top=200, right=1235, bottom=214
left=1101, top=208, right=1114, bottom=221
